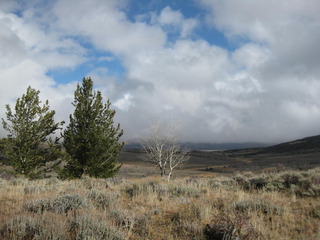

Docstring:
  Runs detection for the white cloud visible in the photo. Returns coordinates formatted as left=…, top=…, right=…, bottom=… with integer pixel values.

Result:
left=200, top=0, right=320, bottom=78
left=157, top=6, right=199, bottom=38
left=52, top=0, right=166, bottom=55
left=195, top=0, right=320, bottom=141
left=114, top=93, right=133, bottom=111
left=1, top=0, right=319, bottom=144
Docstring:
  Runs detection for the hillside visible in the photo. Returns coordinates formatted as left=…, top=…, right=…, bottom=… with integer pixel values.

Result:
left=263, top=135, right=320, bottom=153
left=119, top=135, right=320, bottom=176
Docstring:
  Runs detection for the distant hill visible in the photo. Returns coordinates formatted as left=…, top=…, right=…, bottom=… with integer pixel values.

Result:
left=125, top=142, right=271, bottom=151
left=225, top=135, right=320, bottom=155
left=219, top=135, right=320, bottom=172
left=263, top=135, right=320, bottom=154
left=122, top=135, right=320, bottom=174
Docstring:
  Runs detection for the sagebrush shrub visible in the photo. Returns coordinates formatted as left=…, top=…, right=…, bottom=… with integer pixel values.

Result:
left=81, top=176, right=96, bottom=189
left=24, top=194, right=89, bottom=214
left=0, top=215, right=65, bottom=240
left=234, top=199, right=284, bottom=215
left=45, top=177, right=60, bottom=185
left=203, top=211, right=259, bottom=240
left=310, top=205, right=320, bottom=219
left=109, top=208, right=135, bottom=228
left=23, top=199, right=50, bottom=214
left=69, top=214, right=125, bottom=240
left=248, top=178, right=267, bottom=190
left=124, top=183, right=141, bottom=197
left=281, top=172, right=303, bottom=188
left=88, top=189, right=119, bottom=210
left=169, top=185, right=205, bottom=198
left=207, top=179, right=222, bottom=189
left=233, top=175, right=249, bottom=189
left=24, top=185, right=46, bottom=195
left=9, top=178, right=26, bottom=186
left=51, top=194, right=88, bottom=214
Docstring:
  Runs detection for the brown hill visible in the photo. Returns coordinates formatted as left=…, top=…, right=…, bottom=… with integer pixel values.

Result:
left=119, top=135, right=320, bottom=176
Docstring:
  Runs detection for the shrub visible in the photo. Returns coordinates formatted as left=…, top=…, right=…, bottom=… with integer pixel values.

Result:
left=106, top=177, right=123, bottom=186
left=24, top=185, right=46, bottom=195
left=0, top=171, right=14, bottom=180
left=233, top=175, right=249, bottom=189
left=169, top=185, right=206, bottom=198
left=263, top=181, right=286, bottom=192
left=51, top=194, right=88, bottom=214
left=131, top=214, right=150, bottom=237
left=294, top=184, right=320, bottom=198
left=125, top=183, right=142, bottom=197
left=269, top=171, right=320, bottom=197
left=87, top=189, right=119, bottom=210
left=24, top=194, right=89, bottom=214
left=45, top=177, right=60, bottom=185
left=207, top=179, right=222, bottom=189
left=151, top=182, right=168, bottom=196
left=177, top=220, right=204, bottom=240
left=213, top=197, right=226, bottom=210
left=164, top=203, right=205, bottom=239
left=23, top=199, right=50, bottom=214
left=281, top=172, right=303, bottom=188
left=221, top=179, right=238, bottom=191
left=234, top=199, right=284, bottom=215
left=0, top=215, right=65, bottom=239
left=68, top=214, right=125, bottom=240
left=203, top=212, right=259, bottom=240
left=81, top=176, right=96, bottom=189
left=310, top=206, right=320, bottom=219
left=109, top=208, right=135, bottom=228
left=9, top=178, right=27, bottom=186
left=248, top=178, right=267, bottom=190
left=310, top=175, right=320, bottom=185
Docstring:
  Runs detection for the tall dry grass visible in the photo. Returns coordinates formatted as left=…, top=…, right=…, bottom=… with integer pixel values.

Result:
left=0, top=168, right=319, bottom=239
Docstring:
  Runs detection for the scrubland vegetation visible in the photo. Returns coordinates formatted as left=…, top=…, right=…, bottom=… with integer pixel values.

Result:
left=0, top=167, right=319, bottom=240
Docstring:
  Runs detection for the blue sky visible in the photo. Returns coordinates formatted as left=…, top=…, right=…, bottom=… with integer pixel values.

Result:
left=1, top=0, right=320, bottom=143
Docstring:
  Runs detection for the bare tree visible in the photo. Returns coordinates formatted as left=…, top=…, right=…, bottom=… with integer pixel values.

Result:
left=142, top=120, right=189, bottom=181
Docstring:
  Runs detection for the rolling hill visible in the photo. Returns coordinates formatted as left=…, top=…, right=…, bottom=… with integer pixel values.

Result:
left=119, top=135, right=320, bottom=175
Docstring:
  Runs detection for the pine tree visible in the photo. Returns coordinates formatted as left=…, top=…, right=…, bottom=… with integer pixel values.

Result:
left=1, top=86, right=63, bottom=178
left=62, top=77, right=124, bottom=178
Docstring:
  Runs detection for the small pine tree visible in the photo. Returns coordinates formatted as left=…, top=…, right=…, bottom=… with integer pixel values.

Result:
left=62, top=77, right=124, bottom=178
left=1, top=86, right=63, bottom=178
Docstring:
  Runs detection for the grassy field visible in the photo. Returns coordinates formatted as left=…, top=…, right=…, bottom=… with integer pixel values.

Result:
left=0, top=136, right=320, bottom=239
left=0, top=166, right=319, bottom=239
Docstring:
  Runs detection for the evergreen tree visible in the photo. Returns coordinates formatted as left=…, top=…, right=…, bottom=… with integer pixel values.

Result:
left=2, top=86, right=63, bottom=178
left=62, top=77, right=124, bottom=178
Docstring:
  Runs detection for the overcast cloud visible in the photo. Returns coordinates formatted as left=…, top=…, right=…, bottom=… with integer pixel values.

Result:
left=0, top=0, right=319, bottom=144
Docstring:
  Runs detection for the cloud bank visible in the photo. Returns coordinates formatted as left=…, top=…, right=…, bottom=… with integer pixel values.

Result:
left=0, top=0, right=319, bottom=144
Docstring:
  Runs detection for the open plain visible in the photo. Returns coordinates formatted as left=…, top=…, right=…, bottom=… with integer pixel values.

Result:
left=0, top=135, right=320, bottom=239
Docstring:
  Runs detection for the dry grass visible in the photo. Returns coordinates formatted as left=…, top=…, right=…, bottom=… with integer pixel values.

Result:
left=0, top=168, right=319, bottom=240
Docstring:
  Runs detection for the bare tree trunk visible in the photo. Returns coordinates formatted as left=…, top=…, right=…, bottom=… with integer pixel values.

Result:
left=142, top=120, right=189, bottom=180
left=167, top=169, right=173, bottom=181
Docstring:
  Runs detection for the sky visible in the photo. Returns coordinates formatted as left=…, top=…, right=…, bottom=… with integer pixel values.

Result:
left=0, top=0, right=320, bottom=144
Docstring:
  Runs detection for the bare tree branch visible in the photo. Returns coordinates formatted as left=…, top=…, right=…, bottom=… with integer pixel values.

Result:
left=141, top=120, right=189, bottom=181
